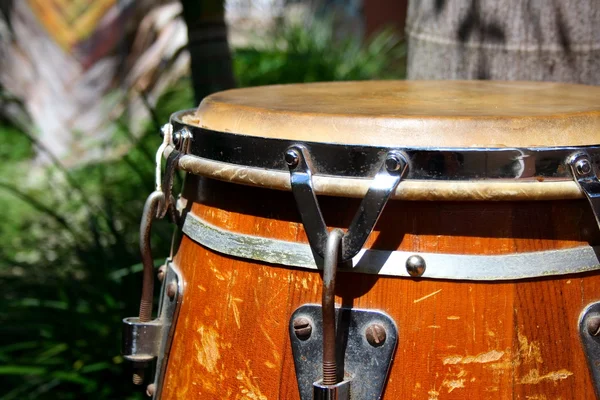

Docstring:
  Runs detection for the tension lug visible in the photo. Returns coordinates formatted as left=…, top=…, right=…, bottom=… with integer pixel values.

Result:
left=286, top=145, right=408, bottom=262
left=569, top=152, right=600, bottom=230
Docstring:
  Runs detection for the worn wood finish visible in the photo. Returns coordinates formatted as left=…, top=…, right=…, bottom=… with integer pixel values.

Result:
left=161, top=177, right=600, bottom=399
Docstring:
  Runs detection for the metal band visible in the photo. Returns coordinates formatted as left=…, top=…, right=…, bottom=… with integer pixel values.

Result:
left=182, top=212, right=600, bottom=281
left=170, top=110, right=600, bottom=183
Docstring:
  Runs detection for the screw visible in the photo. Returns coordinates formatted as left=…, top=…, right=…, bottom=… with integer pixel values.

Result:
left=575, top=159, right=592, bottom=176
left=285, top=149, right=300, bottom=168
left=167, top=281, right=177, bottom=299
left=157, top=265, right=166, bottom=282
left=146, top=383, right=156, bottom=397
left=293, top=316, right=312, bottom=340
left=385, top=153, right=404, bottom=172
left=406, top=255, right=426, bottom=277
left=132, top=364, right=145, bottom=385
left=587, top=315, right=600, bottom=336
left=365, top=324, right=387, bottom=347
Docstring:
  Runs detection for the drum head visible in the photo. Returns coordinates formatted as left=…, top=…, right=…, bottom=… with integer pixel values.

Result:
left=183, top=80, right=600, bottom=148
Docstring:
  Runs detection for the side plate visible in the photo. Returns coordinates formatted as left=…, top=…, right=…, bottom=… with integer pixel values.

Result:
left=579, top=301, right=600, bottom=399
left=289, top=305, right=398, bottom=400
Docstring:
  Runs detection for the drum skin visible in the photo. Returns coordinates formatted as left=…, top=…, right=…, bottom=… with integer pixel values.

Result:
left=161, top=176, right=600, bottom=400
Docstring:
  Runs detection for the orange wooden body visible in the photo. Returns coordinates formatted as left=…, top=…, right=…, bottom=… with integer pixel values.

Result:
left=162, top=177, right=600, bottom=399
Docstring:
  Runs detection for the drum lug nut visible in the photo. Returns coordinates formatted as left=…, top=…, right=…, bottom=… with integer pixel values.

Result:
left=293, top=316, right=313, bottom=340
left=167, top=281, right=177, bottom=299
left=285, top=149, right=300, bottom=168
left=587, top=315, right=600, bottom=336
left=406, top=255, right=426, bottom=277
left=365, top=324, right=387, bottom=347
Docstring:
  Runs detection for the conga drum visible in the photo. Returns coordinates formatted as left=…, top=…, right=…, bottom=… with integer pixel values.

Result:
left=122, top=81, right=600, bottom=399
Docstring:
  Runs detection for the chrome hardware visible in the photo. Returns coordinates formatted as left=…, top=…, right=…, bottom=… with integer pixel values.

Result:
left=123, top=262, right=183, bottom=399
left=171, top=110, right=600, bottom=184
left=286, top=145, right=408, bottom=261
left=289, top=305, right=398, bottom=400
left=569, top=152, right=600, bottom=230
left=406, top=254, right=426, bottom=277
left=125, top=126, right=183, bottom=392
left=183, top=212, right=600, bottom=280
left=579, top=301, right=600, bottom=398
left=313, top=380, right=351, bottom=400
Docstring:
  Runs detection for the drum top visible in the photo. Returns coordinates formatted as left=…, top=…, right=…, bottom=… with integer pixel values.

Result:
left=183, top=80, right=600, bottom=148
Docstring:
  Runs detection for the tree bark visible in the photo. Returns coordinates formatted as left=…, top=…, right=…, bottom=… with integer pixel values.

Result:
left=406, top=0, right=600, bottom=85
left=180, top=0, right=235, bottom=104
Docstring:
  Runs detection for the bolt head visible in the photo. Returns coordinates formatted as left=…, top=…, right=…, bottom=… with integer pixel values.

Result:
left=575, top=159, right=592, bottom=176
left=365, top=324, right=387, bottom=347
left=166, top=281, right=177, bottom=299
left=406, top=255, right=426, bottom=277
left=293, top=316, right=312, bottom=340
left=285, top=149, right=300, bottom=168
left=146, top=383, right=156, bottom=397
left=157, top=265, right=166, bottom=282
left=587, top=315, right=600, bottom=336
left=385, top=154, right=404, bottom=172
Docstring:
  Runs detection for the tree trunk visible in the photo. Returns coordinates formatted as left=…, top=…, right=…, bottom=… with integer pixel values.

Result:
left=406, top=0, right=600, bottom=85
left=180, top=0, right=235, bottom=104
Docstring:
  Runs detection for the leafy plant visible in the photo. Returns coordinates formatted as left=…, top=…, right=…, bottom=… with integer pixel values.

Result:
left=0, top=80, right=194, bottom=399
left=234, top=17, right=406, bottom=87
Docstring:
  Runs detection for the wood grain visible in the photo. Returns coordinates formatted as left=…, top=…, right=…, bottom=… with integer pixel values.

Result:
left=162, top=177, right=600, bottom=399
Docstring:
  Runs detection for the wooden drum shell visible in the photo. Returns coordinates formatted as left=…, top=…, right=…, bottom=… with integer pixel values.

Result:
left=161, top=176, right=600, bottom=399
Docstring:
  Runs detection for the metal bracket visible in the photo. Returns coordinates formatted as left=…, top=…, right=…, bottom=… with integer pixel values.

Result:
left=122, top=262, right=183, bottom=398
left=290, top=304, right=398, bottom=400
left=569, top=152, right=600, bottom=230
left=285, top=146, right=408, bottom=261
left=579, top=301, right=600, bottom=399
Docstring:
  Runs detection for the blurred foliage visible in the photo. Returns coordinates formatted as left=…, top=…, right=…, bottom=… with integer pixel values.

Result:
left=0, top=80, right=194, bottom=399
left=0, top=15, right=405, bottom=400
left=234, top=18, right=405, bottom=87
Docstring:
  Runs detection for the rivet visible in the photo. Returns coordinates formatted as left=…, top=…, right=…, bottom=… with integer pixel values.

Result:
left=167, top=281, right=177, bottom=299
left=157, top=265, right=166, bottom=282
left=293, top=316, right=312, bottom=340
left=587, top=315, right=600, bottom=336
left=285, top=149, right=300, bottom=168
left=575, top=159, right=592, bottom=176
left=146, top=383, right=156, bottom=397
left=406, top=255, right=426, bottom=277
left=365, top=324, right=387, bottom=347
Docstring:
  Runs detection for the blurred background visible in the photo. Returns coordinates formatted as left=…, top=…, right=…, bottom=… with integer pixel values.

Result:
left=0, top=0, right=597, bottom=398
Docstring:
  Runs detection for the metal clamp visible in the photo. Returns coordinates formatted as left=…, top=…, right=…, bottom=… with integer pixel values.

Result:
left=285, top=145, right=408, bottom=261
left=579, top=301, right=600, bottom=398
left=569, top=152, right=600, bottom=230
left=123, top=262, right=183, bottom=398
